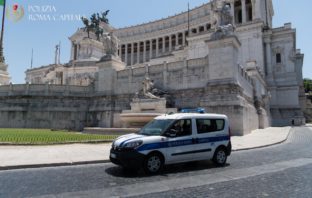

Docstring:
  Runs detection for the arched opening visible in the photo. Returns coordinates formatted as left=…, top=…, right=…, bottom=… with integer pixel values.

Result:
left=234, top=0, right=242, bottom=24
left=246, top=0, right=253, bottom=22
left=172, top=35, right=176, bottom=48
left=199, top=26, right=205, bottom=33
left=191, top=28, right=197, bottom=34
left=165, top=36, right=170, bottom=52
left=206, top=24, right=211, bottom=31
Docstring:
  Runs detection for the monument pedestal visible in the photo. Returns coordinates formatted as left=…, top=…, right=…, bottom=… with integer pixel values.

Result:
left=120, top=98, right=177, bottom=128
left=96, top=55, right=125, bottom=93
left=0, top=62, right=10, bottom=85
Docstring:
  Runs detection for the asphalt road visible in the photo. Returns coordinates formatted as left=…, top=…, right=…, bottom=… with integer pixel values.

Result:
left=0, top=126, right=311, bottom=198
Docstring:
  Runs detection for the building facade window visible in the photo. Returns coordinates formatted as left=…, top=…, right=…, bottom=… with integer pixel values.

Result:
left=246, top=0, right=253, bottom=22
left=276, top=53, right=282, bottom=64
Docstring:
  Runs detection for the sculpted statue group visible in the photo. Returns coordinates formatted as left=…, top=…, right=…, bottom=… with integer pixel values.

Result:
left=81, top=10, right=110, bottom=41
left=210, top=0, right=235, bottom=40
left=134, top=76, right=168, bottom=100
left=81, top=10, right=119, bottom=56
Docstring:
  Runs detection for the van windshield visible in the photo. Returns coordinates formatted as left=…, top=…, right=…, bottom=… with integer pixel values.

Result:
left=139, top=119, right=174, bottom=136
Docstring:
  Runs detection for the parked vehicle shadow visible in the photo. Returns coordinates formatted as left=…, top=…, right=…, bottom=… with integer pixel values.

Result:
left=105, top=160, right=230, bottom=178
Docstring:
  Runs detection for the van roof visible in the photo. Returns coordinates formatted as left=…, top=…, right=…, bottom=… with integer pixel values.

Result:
left=155, top=113, right=228, bottom=120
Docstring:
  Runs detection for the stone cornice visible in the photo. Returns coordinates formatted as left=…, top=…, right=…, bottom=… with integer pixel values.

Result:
left=115, top=2, right=211, bottom=33
left=118, top=15, right=211, bottom=44
left=235, top=20, right=264, bottom=33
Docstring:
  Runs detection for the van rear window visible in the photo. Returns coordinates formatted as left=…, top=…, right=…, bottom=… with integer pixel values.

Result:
left=196, top=119, right=225, bottom=134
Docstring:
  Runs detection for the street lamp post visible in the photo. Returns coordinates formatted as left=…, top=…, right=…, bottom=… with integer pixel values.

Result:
left=0, top=0, right=6, bottom=63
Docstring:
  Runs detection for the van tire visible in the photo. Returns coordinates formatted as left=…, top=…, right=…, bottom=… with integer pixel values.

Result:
left=213, top=147, right=227, bottom=166
left=143, top=153, right=164, bottom=174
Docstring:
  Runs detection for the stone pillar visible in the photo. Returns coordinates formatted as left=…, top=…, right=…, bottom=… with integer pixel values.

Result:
left=242, top=0, right=247, bottom=23
left=169, top=35, right=172, bottom=52
left=162, top=36, right=166, bottom=53
left=96, top=55, right=126, bottom=93
left=176, top=33, right=179, bottom=47
left=131, top=43, right=134, bottom=66
left=143, top=41, right=147, bottom=63
left=182, top=59, right=188, bottom=89
left=125, top=44, right=128, bottom=66
left=156, top=38, right=159, bottom=57
left=183, top=32, right=186, bottom=46
left=137, top=42, right=140, bottom=64
left=206, top=36, right=246, bottom=135
left=206, top=36, right=241, bottom=82
left=264, top=36, right=273, bottom=84
left=149, top=40, right=153, bottom=60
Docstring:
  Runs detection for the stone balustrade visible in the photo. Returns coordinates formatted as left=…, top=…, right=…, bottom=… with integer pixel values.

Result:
left=0, top=84, right=92, bottom=97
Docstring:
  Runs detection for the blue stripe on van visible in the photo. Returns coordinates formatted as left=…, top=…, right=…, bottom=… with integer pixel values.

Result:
left=136, top=136, right=229, bottom=152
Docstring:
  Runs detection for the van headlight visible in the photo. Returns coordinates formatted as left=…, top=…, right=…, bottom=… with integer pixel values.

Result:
left=124, top=140, right=143, bottom=149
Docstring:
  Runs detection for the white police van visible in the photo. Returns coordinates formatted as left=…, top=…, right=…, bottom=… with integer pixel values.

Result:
left=110, top=112, right=232, bottom=174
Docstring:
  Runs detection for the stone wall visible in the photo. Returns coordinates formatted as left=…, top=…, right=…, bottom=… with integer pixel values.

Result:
left=0, top=84, right=92, bottom=131
left=113, top=58, right=209, bottom=95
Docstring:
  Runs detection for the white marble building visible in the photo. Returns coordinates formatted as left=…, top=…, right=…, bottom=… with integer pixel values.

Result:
left=24, top=0, right=305, bottom=134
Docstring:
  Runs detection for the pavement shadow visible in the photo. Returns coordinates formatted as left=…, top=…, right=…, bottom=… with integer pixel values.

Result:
left=105, top=160, right=230, bottom=178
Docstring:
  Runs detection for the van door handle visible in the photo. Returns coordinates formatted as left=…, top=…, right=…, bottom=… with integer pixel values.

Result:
left=192, top=138, right=198, bottom=144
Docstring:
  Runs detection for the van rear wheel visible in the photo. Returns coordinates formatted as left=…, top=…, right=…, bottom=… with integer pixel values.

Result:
left=143, top=153, right=163, bottom=174
left=213, top=147, right=227, bottom=166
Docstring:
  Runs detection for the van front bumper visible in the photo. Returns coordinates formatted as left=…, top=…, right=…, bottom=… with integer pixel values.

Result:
left=110, top=148, right=145, bottom=169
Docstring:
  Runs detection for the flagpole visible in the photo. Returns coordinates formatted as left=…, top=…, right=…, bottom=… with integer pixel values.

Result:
left=31, top=48, right=33, bottom=69
left=0, top=0, right=6, bottom=63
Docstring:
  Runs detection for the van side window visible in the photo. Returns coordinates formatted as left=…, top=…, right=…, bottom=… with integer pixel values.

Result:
left=196, top=119, right=225, bottom=134
left=170, top=119, right=192, bottom=137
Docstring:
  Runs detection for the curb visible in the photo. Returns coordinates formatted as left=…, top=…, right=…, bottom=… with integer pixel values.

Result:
left=0, top=140, right=113, bottom=146
left=0, top=128, right=294, bottom=171
left=0, top=159, right=110, bottom=171
left=232, top=127, right=292, bottom=152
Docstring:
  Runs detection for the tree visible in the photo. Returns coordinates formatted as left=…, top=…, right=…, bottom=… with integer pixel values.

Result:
left=304, top=78, right=312, bottom=93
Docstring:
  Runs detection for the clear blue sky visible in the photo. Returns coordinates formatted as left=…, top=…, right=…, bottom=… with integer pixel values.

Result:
left=2, top=0, right=312, bottom=83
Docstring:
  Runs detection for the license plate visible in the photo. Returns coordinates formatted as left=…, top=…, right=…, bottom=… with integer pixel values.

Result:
left=110, top=153, right=117, bottom=159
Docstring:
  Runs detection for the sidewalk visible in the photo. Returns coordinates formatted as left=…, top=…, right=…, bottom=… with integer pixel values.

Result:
left=0, top=127, right=293, bottom=170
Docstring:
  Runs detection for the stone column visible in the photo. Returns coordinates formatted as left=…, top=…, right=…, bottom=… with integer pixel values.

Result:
left=183, top=32, right=186, bottom=46
left=162, top=36, right=166, bottom=53
left=125, top=44, right=128, bottom=66
left=143, top=41, right=147, bottom=63
left=149, top=40, right=153, bottom=60
left=137, top=42, right=140, bottom=64
left=242, top=0, right=247, bottom=23
left=176, top=33, right=179, bottom=46
left=169, top=35, right=172, bottom=52
left=265, top=37, right=273, bottom=83
left=131, top=43, right=134, bottom=66
left=156, top=38, right=159, bottom=57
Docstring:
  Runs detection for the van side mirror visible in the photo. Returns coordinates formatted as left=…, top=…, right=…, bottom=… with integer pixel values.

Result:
left=165, top=129, right=177, bottom=138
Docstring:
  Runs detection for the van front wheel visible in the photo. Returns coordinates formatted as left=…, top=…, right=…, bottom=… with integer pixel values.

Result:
left=213, top=147, right=227, bottom=166
left=143, top=153, right=163, bottom=174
